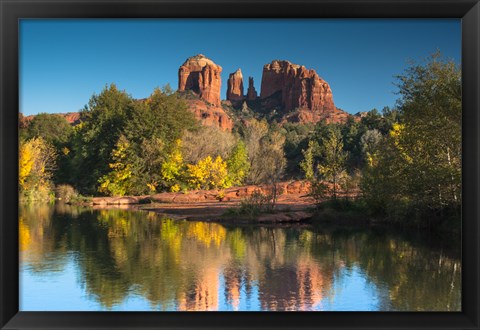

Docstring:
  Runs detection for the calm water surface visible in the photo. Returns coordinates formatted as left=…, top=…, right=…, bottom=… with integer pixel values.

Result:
left=19, top=203, right=461, bottom=311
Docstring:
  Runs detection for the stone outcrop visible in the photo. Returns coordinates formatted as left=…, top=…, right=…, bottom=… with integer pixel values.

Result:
left=177, top=54, right=233, bottom=130
left=282, top=107, right=351, bottom=125
left=226, top=69, right=244, bottom=102
left=260, top=60, right=336, bottom=118
left=24, top=112, right=81, bottom=125
left=178, top=54, right=222, bottom=106
left=91, top=180, right=313, bottom=205
left=63, top=112, right=81, bottom=125
left=182, top=98, right=234, bottom=131
left=246, top=77, right=257, bottom=101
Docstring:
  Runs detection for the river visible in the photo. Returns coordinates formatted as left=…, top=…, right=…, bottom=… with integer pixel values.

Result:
left=19, top=203, right=461, bottom=311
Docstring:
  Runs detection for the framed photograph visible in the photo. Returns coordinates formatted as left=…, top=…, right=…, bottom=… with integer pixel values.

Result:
left=1, top=0, right=479, bottom=329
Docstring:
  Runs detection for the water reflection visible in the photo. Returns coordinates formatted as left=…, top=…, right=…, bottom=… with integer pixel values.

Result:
left=19, top=203, right=461, bottom=311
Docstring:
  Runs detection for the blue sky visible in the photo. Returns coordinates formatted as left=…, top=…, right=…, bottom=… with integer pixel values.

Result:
left=20, top=19, right=460, bottom=116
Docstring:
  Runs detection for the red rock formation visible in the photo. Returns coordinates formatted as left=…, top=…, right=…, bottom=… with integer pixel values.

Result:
left=260, top=60, right=336, bottom=119
left=182, top=98, right=234, bottom=131
left=24, top=112, right=81, bottom=125
left=226, top=69, right=244, bottom=102
left=282, top=108, right=352, bottom=124
left=178, top=54, right=222, bottom=106
left=63, top=112, right=81, bottom=125
left=246, top=77, right=257, bottom=101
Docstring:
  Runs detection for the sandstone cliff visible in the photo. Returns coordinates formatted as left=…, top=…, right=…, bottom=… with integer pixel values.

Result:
left=178, top=54, right=222, bottom=106
left=246, top=77, right=258, bottom=101
left=178, top=55, right=233, bottom=130
left=182, top=96, right=234, bottom=131
left=226, top=69, right=244, bottom=103
left=24, top=112, right=81, bottom=125
left=260, top=60, right=340, bottom=122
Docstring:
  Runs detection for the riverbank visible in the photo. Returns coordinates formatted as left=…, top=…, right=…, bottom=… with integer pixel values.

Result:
left=73, top=180, right=459, bottom=232
left=85, top=181, right=316, bottom=223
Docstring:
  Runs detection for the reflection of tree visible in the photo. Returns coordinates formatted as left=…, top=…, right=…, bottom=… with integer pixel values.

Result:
left=20, top=204, right=461, bottom=311
left=19, top=204, right=68, bottom=273
left=307, top=227, right=461, bottom=311
left=347, top=230, right=461, bottom=311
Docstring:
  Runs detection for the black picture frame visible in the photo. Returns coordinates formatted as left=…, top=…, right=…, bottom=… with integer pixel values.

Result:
left=1, top=0, right=479, bottom=329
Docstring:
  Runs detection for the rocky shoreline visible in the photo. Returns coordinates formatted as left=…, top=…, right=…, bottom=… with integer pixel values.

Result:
left=87, top=181, right=315, bottom=223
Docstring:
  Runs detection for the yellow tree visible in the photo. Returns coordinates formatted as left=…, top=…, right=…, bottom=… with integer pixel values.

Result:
left=19, top=141, right=35, bottom=189
left=187, top=156, right=229, bottom=190
left=161, top=139, right=185, bottom=192
left=19, top=137, right=57, bottom=200
left=98, top=135, right=132, bottom=196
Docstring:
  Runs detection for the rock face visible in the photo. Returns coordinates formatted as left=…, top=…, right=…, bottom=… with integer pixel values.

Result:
left=63, top=112, right=81, bottom=125
left=178, top=54, right=233, bottom=130
left=226, top=69, right=244, bottom=102
left=246, top=77, right=258, bottom=101
left=260, top=60, right=336, bottom=116
left=183, top=98, right=234, bottom=131
left=176, top=55, right=348, bottom=128
left=178, top=54, right=222, bottom=106
left=24, top=112, right=81, bottom=125
left=282, top=108, right=351, bottom=125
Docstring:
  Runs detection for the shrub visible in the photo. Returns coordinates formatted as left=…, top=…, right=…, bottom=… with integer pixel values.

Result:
left=55, top=184, right=78, bottom=203
left=235, top=189, right=276, bottom=218
left=310, top=180, right=329, bottom=207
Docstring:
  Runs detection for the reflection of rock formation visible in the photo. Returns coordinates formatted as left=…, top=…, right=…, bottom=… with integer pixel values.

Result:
left=257, top=258, right=332, bottom=311
left=295, top=257, right=329, bottom=310
left=178, top=271, right=220, bottom=311
left=259, top=265, right=299, bottom=311
left=223, top=263, right=244, bottom=311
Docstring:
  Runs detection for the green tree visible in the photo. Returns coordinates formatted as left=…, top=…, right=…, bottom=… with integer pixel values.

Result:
left=260, top=131, right=287, bottom=206
left=245, top=119, right=286, bottom=185
left=318, top=126, right=348, bottom=200
left=281, top=122, right=314, bottom=175
left=25, top=113, right=73, bottom=145
left=394, top=53, right=461, bottom=209
left=362, top=53, right=461, bottom=222
left=244, top=119, right=269, bottom=184
left=127, top=137, right=167, bottom=195
left=124, top=86, right=196, bottom=148
left=360, top=129, right=383, bottom=163
left=71, top=84, right=134, bottom=194
left=299, top=140, right=319, bottom=181
left=226, top=141, right=250, bottom=186
left=341, top=118, right=366, bottom=170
